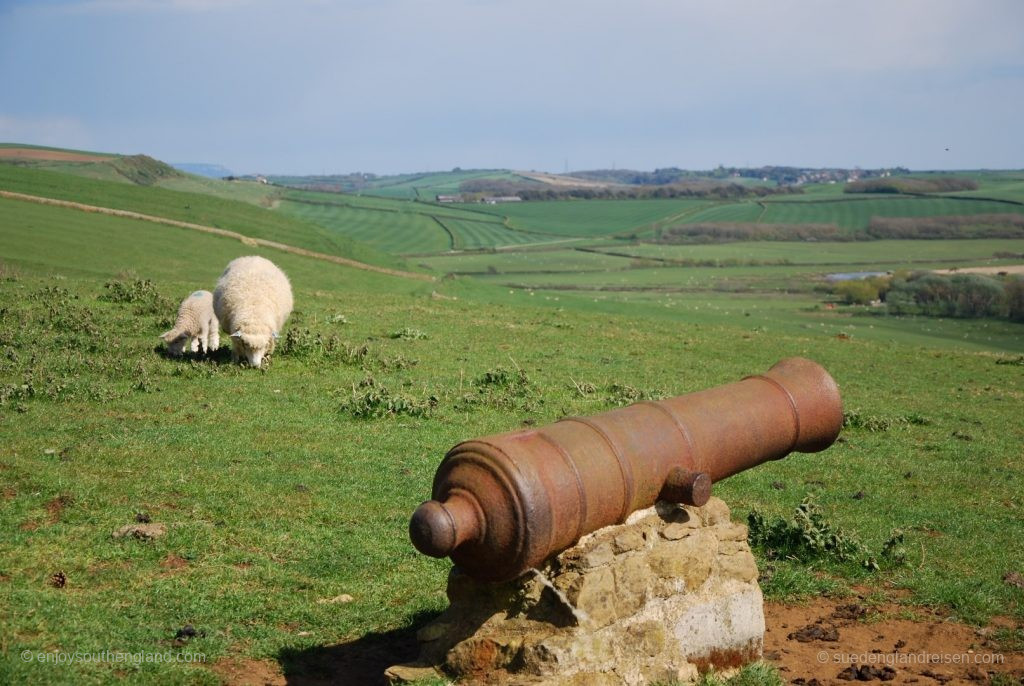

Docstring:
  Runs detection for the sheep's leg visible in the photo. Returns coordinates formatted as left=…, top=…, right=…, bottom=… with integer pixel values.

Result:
left=189, top=337, right=200, bottom=353
left=208, top=318, right=220, bottom=352
left=198, top=326, right=209, bottom=354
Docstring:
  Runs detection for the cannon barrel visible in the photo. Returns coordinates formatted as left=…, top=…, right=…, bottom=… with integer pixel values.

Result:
left=410, top=357, right=842, bottom=582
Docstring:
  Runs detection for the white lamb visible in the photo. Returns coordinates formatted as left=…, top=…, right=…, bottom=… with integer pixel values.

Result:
left=161, top=290, right=220, bottom=356
left=213, top=255, right=293, bottom=368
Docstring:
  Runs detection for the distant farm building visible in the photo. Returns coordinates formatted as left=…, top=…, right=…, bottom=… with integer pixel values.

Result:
left=482, top=196, right=522, bottom=204
left=436, top=194, right=464, bottom=203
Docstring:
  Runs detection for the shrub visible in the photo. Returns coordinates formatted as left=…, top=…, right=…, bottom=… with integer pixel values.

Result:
left=339, top=378, right=436, bottom=418
left=748, top=498, right=905, bottom=571
left=1005, top=275, right=1024, bottom=322
left=845, top=177, right=978, bottom=194
left=866, top=214, right=1024, bottom=240
left=834, top=279, right=879, bottom=305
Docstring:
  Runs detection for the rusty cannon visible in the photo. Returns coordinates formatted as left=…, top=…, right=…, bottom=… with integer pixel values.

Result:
left=410, top=357, right=843, bottom=582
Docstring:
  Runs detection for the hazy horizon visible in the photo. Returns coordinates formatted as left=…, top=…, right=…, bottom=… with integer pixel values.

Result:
left=2, top=0, right=1022, bottom=176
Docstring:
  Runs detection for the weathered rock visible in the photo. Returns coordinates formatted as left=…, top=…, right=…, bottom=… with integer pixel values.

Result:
left=384, top=663, right=441, bottom=684
left=390, top=496, right=764, bottom=685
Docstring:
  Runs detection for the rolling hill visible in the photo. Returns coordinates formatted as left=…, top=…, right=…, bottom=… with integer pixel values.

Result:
left=0, top=145, right=1022, bottom=684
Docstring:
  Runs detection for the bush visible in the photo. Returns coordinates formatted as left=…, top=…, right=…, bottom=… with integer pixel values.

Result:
left=845, top=177, right=978, bottom=194
left=834, top=279, right=878, bottom=305
left=657, top=222, right=842, bottom=243
left=885, top=272, right=1006, bottom=318
left=866, top=214, right=1024, bottom=240
left=1005, top=275, right=1024, bottom=322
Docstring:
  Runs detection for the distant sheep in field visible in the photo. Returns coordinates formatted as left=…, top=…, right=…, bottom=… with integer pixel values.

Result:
left=213, top=256, right=293, bottom=368
left=161, top=290, right=220, bottom=356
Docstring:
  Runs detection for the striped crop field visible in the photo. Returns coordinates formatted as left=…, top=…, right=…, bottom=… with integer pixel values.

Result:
left=276, top=199, right=451, bottom=254
left=434, top=217, right=554, bottom=251
left=681, top=202, right=764, bottom=224
left=466, top=198, right=713, bottom=237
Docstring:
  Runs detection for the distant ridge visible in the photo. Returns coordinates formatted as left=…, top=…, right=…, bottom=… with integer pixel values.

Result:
left=172, top=162, right=234, bottom=178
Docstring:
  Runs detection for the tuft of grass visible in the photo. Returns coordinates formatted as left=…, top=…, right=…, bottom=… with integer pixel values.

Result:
left=389, top=327, right=429, bottom=340
left=748, top=498, right=907, bottom=572
left=653, top=662, right=785, bottom=686
left=842, top=409, right=929, bottom=432
left=339, top=377, right=437, bottom=418
left=99, top=277, right=172, bottom=315
left=605, top=382, right=666, bottom=406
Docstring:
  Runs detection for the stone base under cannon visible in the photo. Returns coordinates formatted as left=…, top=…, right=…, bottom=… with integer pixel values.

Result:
left=386, top=497, right=764, bottom=685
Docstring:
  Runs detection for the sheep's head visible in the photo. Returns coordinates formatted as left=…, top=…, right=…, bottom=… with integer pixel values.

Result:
left=160, top=328, right=188, bottom=357
left=230, top=329, right=278, bottom=368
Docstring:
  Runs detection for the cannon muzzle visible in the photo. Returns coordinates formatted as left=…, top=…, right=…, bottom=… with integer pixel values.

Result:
left=410, top=357, right=842, bottom=582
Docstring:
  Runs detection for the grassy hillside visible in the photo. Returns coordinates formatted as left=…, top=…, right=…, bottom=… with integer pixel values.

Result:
left=0, top=165, right=406, bottom=272
left=0, top=160, right=1022, bottom=683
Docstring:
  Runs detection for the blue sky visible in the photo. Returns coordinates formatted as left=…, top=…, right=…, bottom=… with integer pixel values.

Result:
left=1, top=0, right=1022, bottom=175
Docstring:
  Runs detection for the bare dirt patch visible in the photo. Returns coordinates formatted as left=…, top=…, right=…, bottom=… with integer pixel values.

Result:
left=209, top=657, right=285, bottom=685
left=204, top=597, right=1023, bottom=685
left=765, top=594, right=1024, bottom=684
left=159, top=554, right=189, bottom=572
left=45, top=494, right=73, bottom=524
left=0, top=148, right=109, bottom=162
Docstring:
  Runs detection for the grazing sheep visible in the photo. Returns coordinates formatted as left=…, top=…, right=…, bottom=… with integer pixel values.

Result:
left=213, top=256, right=293, bottom=368
left=161, top=290, right=220, bottom=356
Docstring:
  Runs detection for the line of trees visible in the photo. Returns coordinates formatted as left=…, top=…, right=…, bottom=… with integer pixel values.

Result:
left=655, top=222, right=844, bottom=243
left=834, top=271, right=1024, bottom=321
left=866, top=214, right=1024, bottom=239
left=845, top=177, right=978, bottom=194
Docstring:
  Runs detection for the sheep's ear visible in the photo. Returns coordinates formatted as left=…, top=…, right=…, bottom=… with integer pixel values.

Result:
left=231, top=330, right=243, bottom=338
left=160, top=328, right=179, bottom=341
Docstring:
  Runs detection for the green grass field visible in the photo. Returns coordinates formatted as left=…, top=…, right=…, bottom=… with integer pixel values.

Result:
left=0, top=159, right=1022, bottom=684
left=0, top=166, right=405, bottom=272
left=597, top=238, right=1024, bottom=265
left=756, top=196, right=1023, bottom=231
left=466, top=198, right=714, bottom=237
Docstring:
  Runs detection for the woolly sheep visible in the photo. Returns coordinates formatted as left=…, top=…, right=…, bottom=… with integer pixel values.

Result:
left=161, top=290, right=220, bottom=356
left=213, top=256, right=293, bottom=368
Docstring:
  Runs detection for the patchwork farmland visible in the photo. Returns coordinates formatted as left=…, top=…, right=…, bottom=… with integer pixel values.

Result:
left=0, top=147, right=1022, bottom=684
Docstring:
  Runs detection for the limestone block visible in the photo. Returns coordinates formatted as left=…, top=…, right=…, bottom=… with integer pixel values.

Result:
left=581, top=541, right=614, bottom=569
left=718, top=549, right=760, bottom=583
left=563, top=565, right=617, bottom=627
left=649, top=530, right=716, bottom=591
left=613, top=554, right=651, bottom=616
left=613, top=528, right=646, bottom=553
left=392, top=497, right=764, bottom=685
